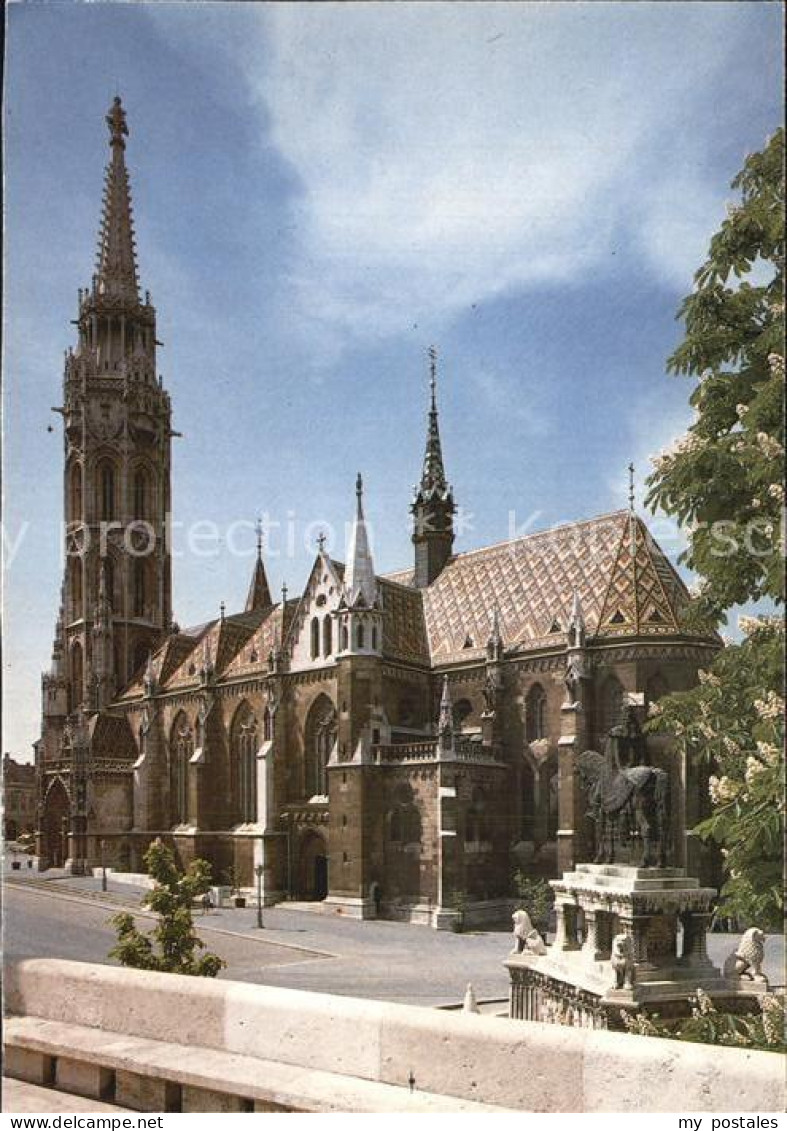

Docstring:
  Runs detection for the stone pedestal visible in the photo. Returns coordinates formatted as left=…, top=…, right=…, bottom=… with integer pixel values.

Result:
left=506, top=864, right=757, bottom=1028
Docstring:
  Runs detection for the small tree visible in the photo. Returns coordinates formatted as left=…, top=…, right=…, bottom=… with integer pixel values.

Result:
left=109, top=839, right=225, bottom=977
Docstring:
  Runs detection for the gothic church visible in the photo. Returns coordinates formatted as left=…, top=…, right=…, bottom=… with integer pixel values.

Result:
left=35, top=100, right=719, bottom=927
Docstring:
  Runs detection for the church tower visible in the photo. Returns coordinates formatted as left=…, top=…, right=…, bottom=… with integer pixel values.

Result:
left=58, top=97, right=172, bottom=711
left=411, top=347, right=455, bottom=587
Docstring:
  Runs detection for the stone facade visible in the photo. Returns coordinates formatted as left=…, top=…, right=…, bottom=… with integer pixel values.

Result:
left=3, top=754, right=37, bottom=841
left=35, top=99, right=720, bottom=925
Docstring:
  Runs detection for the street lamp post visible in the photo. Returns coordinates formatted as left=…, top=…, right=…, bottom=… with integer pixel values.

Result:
left=100, top=838, right=107, bottom=892
left=255, top=863, right=264, bottom=929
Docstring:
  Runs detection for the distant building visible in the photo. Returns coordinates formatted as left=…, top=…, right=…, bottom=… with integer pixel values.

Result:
left=35, top=99, right=720, bottom=924
left=3, top=754, right=37, bottom=841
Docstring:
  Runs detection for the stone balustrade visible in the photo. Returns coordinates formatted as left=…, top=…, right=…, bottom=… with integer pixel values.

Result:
left=4, top=959, right=784, bottom=1113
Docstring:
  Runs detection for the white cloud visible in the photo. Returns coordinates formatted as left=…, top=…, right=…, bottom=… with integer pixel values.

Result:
left=222, top=3, right=745, bottom=345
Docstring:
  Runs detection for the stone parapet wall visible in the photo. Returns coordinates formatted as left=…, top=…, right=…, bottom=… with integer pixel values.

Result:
left=4, top=959, right=784, bottom=1112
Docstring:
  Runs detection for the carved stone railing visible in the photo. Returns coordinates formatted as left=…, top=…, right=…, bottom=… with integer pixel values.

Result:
left=373, top=742, right=437, bottom=764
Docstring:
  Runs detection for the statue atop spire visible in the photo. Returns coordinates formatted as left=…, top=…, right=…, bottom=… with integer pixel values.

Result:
left=411, top=347, right=456, bottom=588
left=106, top=96, right=129, bottom=148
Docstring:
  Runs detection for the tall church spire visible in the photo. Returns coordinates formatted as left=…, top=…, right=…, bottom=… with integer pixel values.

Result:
left=344, top=473, right=378, bottom=608
left=96, top=97, right=139, bottom=304
left=411, top=347, right=456, bottom=588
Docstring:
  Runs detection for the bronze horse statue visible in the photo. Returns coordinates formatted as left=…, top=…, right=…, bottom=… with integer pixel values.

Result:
left=576, top=725, right=669, bottom=868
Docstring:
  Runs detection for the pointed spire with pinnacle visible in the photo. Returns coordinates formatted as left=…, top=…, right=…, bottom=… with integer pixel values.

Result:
left=344, top=473, right=379, bottom=608
left=438, top=675, right=453, bottom=735
left=567, top=588, right=586, bottom=650
left=487, top=605, right=504, bottom=662
left=421, top=345, right=449, bottom=495
left=96, top=97, right=139, bottom=304
left=245, top=519, right=273, bottom=612
left=411, top=348, right=456, bottom=588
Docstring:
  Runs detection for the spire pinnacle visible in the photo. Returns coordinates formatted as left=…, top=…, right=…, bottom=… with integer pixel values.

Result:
left=420, top=347, right=448, bottom=495
left=96, top=96, right=139, bottom=304
left=344, top=473, right=378, bottom=608
left=245, top=525, right=273, bottom=612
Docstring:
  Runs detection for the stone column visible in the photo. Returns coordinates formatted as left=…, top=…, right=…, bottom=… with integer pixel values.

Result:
left=681, top=910, right=715, bottom=969
left=553, top=902, right=580, bottom=950
left=581, top=908, right=605, bottom=962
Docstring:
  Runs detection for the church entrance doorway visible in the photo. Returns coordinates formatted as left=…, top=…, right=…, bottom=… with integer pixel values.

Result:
left=41, top=780, right=70, bottom=868
left=298, top=831, right=328, bottom=901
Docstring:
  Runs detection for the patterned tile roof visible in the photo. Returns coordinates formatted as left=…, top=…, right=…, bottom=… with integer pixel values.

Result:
left=380, top=579, right=430, bottom=666
left=419, top=511, right=693, bottom=662
left=115, top=511, right=703, bottom=700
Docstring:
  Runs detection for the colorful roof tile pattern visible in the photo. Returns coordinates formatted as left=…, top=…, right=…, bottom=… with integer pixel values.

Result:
left=419, top=511, right=691, bottom=661
left=380, top=580, right=430, bottom=666
left=115, top=510, right=700, bottom=701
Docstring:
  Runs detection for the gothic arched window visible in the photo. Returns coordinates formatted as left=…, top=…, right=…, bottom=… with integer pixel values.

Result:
left=133, top=469, right=148, bottom=520
left=133, top=559, right=146, bottom=618
left=263, top=707, right=272, bottom=742
left=467, top=787, right=488, bottom=845
left=98, top=461, right=116, bottom=521
left=526, top=684, right=548, bottom=742
left=371, top=625, right=378, bottom=651
left=454, top=698, right=473, bottom=730
left=599, top=675, right=624, bottom=739
left=356, top=622, right=365, bottom=650
left=341, top=624, right=349, bottom=651
left=69, top=641, right=84, bottom=713
left=69, top=463, right=83, bottom=521
left=231, top=702, right=258, bottom=823
left=323, top=616, right=333, bottom=657
left=170, top=713, right=193, bottom=825
left=304, top=694, right=336, bottom=798
left=70, top=563, right=83, bottom=619
left=310, top=617, right=320, bottom=660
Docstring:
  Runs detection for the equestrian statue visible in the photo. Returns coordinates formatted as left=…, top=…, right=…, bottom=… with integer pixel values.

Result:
left=575, top=710, right=669, bottom=868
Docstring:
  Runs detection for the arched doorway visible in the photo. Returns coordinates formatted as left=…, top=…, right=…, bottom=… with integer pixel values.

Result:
left=42, top=780, right=70, bottom=868
left=298, top=831, right=328, bottom=901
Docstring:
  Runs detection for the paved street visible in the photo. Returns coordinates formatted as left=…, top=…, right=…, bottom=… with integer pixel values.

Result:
left=4, top=874, right=784, bottom=1008
left=3, top=876, right=513, bottom=1005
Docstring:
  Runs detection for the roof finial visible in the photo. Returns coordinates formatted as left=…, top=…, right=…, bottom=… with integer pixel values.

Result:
left=220, top=600, right=226, bottom=622
left=356, top=472, right=364, bottom=518
left=628, top=462, right=635, bottom=512
left=255, top=517, right=264, bottom=560
left=428, top=344, right=438, bottom=411
left=317, top=531, right=327, bottom=554
left=281, top=581, right=288, bottom=605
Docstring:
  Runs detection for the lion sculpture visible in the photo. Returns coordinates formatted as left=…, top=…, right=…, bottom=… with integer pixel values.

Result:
left=610, top=932, right=635, bottom=989
left=510, top=908, right=547, bottom=956
left=723, top=927, right=767, bottom=983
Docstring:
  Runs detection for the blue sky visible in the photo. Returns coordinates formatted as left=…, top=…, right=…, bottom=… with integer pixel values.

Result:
left=3, top=2, right=783, bottom=757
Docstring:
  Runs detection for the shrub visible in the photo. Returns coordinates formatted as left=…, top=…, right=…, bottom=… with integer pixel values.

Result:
left=109, top=839, right=226, bottom=977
